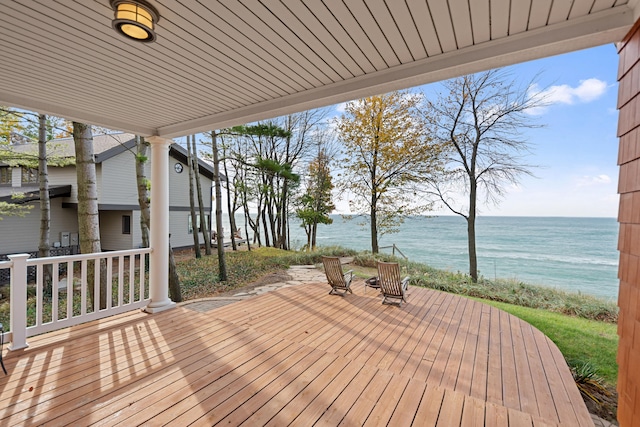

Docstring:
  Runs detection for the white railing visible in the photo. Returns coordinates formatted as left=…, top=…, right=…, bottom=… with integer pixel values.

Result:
left=2, top=248, right=152, bottom=350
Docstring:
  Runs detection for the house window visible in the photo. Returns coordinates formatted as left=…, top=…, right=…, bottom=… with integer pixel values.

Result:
left=188, top=214, right=210, bottom=234
left=122, top=215, right=131, bottom=234
left=0, top=168, right=10, bottom=185
left=21, top=167, right=38, bottom=184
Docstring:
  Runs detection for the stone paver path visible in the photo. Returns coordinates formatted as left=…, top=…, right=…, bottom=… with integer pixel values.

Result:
left=182, top=265, right=327, bottom=312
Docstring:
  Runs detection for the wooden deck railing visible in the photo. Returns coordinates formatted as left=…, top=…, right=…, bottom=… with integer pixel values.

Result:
left=1, top=248, right=151, bottom=350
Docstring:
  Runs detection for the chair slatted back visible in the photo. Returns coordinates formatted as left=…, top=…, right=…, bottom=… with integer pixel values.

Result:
left=322, top=256, right=345, bottom=287
left=377, top=261, right=403, bottom=297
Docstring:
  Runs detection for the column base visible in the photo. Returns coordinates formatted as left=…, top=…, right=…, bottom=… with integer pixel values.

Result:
left=8, top=343, right=29, bottom=351
left=143, top=300, right=176, bottom=314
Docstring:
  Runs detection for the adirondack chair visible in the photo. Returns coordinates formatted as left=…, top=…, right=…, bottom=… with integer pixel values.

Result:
left=377, top=261, right=410, bottom=306
left=322, top=256, right=354, bottom=296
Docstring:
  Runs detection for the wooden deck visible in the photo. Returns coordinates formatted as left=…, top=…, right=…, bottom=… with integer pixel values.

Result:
left=0, top=282, right=593, bottom=426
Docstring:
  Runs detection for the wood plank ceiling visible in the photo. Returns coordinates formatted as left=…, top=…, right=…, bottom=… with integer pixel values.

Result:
left=0, top=0, right=636, bottom=138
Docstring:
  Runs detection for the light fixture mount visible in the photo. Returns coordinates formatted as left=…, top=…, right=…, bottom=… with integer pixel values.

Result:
left=110, top=0, right=159, bottom=43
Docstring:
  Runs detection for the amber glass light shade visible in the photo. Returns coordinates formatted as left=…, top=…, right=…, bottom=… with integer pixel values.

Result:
left=110, top=0, right=159, bottom=42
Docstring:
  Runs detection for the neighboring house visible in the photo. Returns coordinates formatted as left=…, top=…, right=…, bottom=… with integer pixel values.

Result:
left=0, top=133, right=213, bottom=255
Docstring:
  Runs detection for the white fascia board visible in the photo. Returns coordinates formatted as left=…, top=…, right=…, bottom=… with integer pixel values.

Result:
left=157, top=6, right=634, bottom=139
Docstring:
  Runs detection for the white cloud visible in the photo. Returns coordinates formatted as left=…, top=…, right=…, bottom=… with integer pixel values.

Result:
left=527, top=78, right=608, bottom=115
left=334, top=102, right=347, bottom=113
left=575, top=174, right=612, bottom=187
left=572, top=78, right=608, bottom=102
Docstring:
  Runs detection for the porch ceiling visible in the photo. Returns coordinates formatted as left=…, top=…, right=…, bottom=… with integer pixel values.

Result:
left=0, top=0, right=637, bottom=139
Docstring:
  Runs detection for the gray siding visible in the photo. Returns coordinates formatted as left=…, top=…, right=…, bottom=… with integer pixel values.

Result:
left=169, top=210, right=212, bottom=249
left=169, top=160, right=192, bottom=207
left=131, top=210, right=144, bottom=248
left=167, top=156, right=212, bottom=249
left=100, top=153, right=138, bottom=205
left=99, top=210, right=133, bottom=251
left=0, top=199, right=78, bottom=254
left=48, top=166, right=79, bottom=203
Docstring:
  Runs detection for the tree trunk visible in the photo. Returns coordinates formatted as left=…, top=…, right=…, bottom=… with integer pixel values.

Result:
left=280, top=179, right=289, bottom=250
left=168, top=235, right=182, bottom=302
left=261, top=205, right=271, bottom=247
left=38, top=114, right=51, bottom=294
left=222, top=144, right=238, bottom=250
left=186, top=135, right=201, bottom=258
left=211, top=131, right=227, bottom=281
left=73, top=122, right=106, bottom=309
left=468, top=180, right=478, bottom=282
left=192, top=135, right=211, bottom=255
left=311, top=222, right=317, bottom=251
left=244, top=212, right=251, bottom=252
left=135, top=136, right=150, bottom=248
left=370, top=202, right=379, bottom=254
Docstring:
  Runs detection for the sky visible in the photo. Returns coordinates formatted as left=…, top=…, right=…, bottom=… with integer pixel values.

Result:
left=330, top=44, right=621, bottom=218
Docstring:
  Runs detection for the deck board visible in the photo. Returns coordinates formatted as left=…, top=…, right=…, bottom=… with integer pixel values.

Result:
left=0, top=283, right=593, bottom=426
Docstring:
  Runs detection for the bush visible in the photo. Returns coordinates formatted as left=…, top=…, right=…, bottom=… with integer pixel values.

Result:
left=176, top=246, right=357, bottom=300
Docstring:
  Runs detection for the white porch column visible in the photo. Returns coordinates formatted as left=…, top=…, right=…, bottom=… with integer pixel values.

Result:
left=144, top=136, right=175, bottom=313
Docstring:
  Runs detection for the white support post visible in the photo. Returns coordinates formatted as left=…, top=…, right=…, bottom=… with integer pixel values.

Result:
left=8, top=254, right=30, bottom=350
left=144, top=136, right=175, bottom=313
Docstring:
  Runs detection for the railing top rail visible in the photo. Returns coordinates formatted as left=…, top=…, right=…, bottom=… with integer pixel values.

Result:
left=25, top=247, right=152, bottom=265
left=0, top=260, right=13, bottom=268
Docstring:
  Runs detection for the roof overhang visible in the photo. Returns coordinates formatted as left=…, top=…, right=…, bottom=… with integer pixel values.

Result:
left=0, top=185, right=72, bottom=204
left=0, top=1, right=637, bottom=139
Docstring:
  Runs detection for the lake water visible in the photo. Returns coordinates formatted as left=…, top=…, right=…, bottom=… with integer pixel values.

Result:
left=283, top=215, right=620, bottom=301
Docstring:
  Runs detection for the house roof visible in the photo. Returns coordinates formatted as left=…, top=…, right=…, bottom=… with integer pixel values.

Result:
left=0, top=133, right=137, bottom=162
left=0, top=133, right=216, bottom=179
left=0, top=185, right=72, bottom=204
left=0, top=1, right=636, bottom=139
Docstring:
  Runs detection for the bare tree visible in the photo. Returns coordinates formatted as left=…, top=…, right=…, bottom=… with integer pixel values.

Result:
left=423, top=69, right=543, bottom=281
left=219, top=134, right=240, bottom=250
left=186, top=135, right=201, bottom=258
left=190, top=135, right=211, bottom=256
left=210, top=130, right=227, bottom=281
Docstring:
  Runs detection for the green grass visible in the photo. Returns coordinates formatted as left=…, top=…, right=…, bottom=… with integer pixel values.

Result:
left=473, top=298, right=618, bottom=385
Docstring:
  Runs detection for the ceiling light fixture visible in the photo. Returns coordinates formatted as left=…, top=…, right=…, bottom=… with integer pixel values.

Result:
left=110, top=0, right=159, bottom=43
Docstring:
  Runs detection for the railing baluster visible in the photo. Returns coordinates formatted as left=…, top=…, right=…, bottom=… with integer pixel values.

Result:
left=140, top=252, right=146, bottom=302
left=129, top=254, right=135, bottom=304
left=81, top=259, right=87, bottom=316
left=106, top=257, right=113, bottom=310
left=118, top=255, right=124, bottom=307
left=52, top=261, right=59, bottom=323
left=66, top=261, right=73, bottom=319
left=94, top=258, right=100, bottom=314
left=36, top=264, right=43, bottom=327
